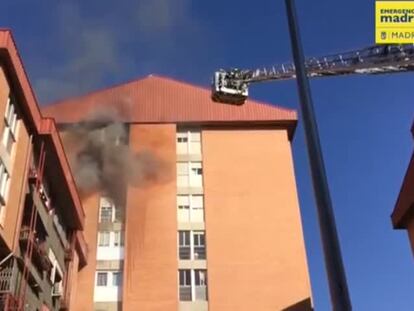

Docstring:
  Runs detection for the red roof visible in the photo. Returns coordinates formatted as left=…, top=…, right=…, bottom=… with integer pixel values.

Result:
left=42, top=75, right=297, bottom=136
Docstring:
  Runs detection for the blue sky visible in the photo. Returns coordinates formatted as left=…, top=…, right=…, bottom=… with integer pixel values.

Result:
left=2, top=0, right=414, bottom=309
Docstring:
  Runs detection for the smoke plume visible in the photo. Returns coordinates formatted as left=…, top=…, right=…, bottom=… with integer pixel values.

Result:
left=62, top=107, right=164, bottom=206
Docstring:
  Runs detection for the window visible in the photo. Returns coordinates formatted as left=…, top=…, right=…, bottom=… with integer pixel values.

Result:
left=178, top=230, right=206, bottom=260
left=114, top=231, right=124, bottom=247
left=100, top=206, right=112, bottom=223
left=2, top=97, right=18, bottom=154
left=112, top=272, right=122, bottom=286
left=193, top=231, right=206, bottom=260
left=189, top=162, right=203, bottom=186
left=177, top=132, right=189, bottom=154
left=189, top=132, right=201, bottom=154
left=177, top=162, right=203, bottom=187
left=99, top=198, right=114, bottom=223
left=177, top=195, right=204, bottom=223
left=179, top=269, right=208, bottom=301
left=98, top=231, right=110, bottom=247
left=176, top=130, right=201, bottom=154
left=0, top=160, right=10, bottom=204
left=177, top=136, right=188, bottom=143
left=178, top=231, right=191, bottom=260
left=195, top=270, right=207, bottom=286
left=97, top=272, right=108, bottom=286
left=194, top=270, right=208, bottom=300
left=177, top=162, right=189, bottom=187
left=190, top=195, right=204, bottom=222
left=177, top=195, right=190, bottom=222
left=179, top=270, right=192, bottom=301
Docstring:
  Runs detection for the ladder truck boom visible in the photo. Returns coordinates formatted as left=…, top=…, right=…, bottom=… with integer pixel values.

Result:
left=212, top=44, right=414, bottom=104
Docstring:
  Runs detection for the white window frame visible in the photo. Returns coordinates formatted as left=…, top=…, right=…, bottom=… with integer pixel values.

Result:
left=176, top=130, right=201, bottom=154
left=192, top=231, right=206, bottom=260
left=98, top=231, right=110, bottom=247
left=177, top=161, right=203, bottom=188
left=178, top=230, right=206, bottom=260
left=95, top=271, right=122, bottom=287
left=178, top=269, right=208, bottom=301
left=178, top=230, right=191, bottom=260
left=113, top=231, right=124, bottom=247
left=112, top=271, right=122, bottom=287
left=96, top=272, right=108, bottom=287
left=0, top=160, right=10, bottom=205
left=2, top=96, right=18, bottom=155
left=99, top=198, right=116, bottom=223
left=177, top=195, right=204, bottom=223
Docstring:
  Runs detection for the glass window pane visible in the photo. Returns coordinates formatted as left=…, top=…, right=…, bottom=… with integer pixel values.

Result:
left=112, top=272, right=122, bottom=286
left=195, top=270, right=207, bottom=286
left=100, top=206, right=113, bottom=223
left=193, top=232, right=206, bottom=260
left=114, top=231, right=124, bottom=246
left=179, top=231, right=191, bottom=260
left=97, top=272, right=107, bottom=286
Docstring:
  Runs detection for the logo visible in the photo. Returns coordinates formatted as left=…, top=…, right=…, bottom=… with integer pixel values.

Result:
left=376, top=1, right=414, bottom=43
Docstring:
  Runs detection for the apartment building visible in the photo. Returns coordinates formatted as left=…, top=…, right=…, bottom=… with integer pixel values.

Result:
left=43, top=74, right=313, bottom=311
left=392, top=120, right=414, bottom=255
left=0, top=30, right=88, bottom=311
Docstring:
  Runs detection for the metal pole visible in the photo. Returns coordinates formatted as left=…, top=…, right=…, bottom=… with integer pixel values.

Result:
left=284, top=1, right=352, bottom=310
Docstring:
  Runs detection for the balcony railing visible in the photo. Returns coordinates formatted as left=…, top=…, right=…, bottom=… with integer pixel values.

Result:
left=0, top=267, right=12, bottom=293
left=194, top=247, right=206, bottom=260
left=179, top=286, right=192, bottom=301
left=19, top=228, right=52, bottom=273
left=52, top=282, right=63, bottom=297
left=0, top=293, right=18, bottom=311
left=195, top=286, right=207, bottom=300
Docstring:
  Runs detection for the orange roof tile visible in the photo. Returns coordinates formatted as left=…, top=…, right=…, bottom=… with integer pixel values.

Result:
left=42, top=75, right=297, bottom=136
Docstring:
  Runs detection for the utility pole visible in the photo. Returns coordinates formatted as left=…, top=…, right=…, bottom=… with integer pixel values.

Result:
left=284, top=0, right=352, bottom=310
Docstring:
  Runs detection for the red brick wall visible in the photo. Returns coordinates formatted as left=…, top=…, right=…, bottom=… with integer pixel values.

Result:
left=123, top=124, right=178, bottom=311
left=202, top=129, right=312, bottom=311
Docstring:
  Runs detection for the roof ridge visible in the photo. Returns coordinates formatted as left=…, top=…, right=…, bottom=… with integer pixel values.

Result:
left=45, top=75, right=151, bottom=106
left=46, top=74, right=295, bottom=115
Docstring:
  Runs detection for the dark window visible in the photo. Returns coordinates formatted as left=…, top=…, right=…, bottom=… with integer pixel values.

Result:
left=97, top=272, right=107, bottom=286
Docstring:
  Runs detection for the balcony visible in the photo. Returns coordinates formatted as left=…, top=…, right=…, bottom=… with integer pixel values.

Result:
left=0, top=262, right=18, bottom=311
left=52, top=282, right=63, bottom=297
left=0, top=293, right=18, bottom=311
left=19, top=228, right=52, bottom=273
left=179, top=246, right=191, bottom=260
left=179, top=286, right=192, bottom=301
left=0, top=266, right=13, bottom=294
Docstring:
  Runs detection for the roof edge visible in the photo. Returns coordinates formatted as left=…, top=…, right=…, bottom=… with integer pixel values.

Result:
left=392, top=151, right=414, bottom=228
left=45, top=74, right=297, bottom=117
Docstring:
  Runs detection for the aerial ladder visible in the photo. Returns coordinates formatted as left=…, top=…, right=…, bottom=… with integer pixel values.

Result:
left=212, top=44, right=414, bottom=104
left=212, top=42, right=414, bottom=311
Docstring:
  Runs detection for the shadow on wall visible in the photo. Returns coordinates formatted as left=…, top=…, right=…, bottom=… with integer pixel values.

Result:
left=281, top=298, right=313, bottom=311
